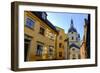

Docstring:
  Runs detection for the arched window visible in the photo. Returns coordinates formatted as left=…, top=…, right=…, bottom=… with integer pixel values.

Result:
left=72, top=54, right=76, bottom=59
left=72, top=36, right=74, bottom=40
left=78, top=54, right=80, bottom=59
left=59, top=52, right=62, bottom=57
left=72, top=48, right=75, bottom=51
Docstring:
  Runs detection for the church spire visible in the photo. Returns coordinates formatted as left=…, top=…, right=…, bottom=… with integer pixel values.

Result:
left=71, top=19, right=74, bottom=27
left=68, top=19, right=77, bottom=33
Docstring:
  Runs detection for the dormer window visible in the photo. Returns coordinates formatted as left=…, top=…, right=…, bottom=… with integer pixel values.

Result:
left=42, top=12, right=47, bottom=20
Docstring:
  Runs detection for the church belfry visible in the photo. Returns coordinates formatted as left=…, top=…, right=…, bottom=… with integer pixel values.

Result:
left=68, top=19, right=80, bottom=59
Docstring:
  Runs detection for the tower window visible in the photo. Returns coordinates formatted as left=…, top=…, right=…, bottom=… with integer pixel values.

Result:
left=72, top=37, right=74, bottom=40
left=72, top=54, right=76, bottom=59
left=78, top=54, right=80, bottom=59
left=76, top=37, right=78, bottom=41
left=59, top=52, right=62, bottom=57
left=72, top=48, right=75, bottom=51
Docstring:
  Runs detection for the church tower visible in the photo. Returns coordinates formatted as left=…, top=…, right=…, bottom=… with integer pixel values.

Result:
left=68, top=19, right=80, bottom=59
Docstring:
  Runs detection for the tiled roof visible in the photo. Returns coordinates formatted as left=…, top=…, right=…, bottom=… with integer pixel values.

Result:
left=31, top=12, right=58, bottom=33
left=68, top=19, right=77, bottom=33
left=68, top=26, right=77, bottom=33
left=69, top=43, right=80, bottom=49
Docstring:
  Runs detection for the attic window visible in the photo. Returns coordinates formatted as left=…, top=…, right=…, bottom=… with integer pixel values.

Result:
left=42, top=12, right=46, bottom=20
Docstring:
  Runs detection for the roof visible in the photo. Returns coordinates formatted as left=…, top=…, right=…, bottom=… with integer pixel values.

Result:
left=69, top=43, right=80, bottom=49
left=31, top=12, right=58, bottom=33
left=68, top=26, right=77, bottom=33
left=55, top=26, right=64, bottom=30
left=68, top=19, right=77, bottom=33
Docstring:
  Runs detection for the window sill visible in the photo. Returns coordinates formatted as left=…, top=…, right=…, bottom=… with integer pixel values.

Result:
left=25, top=25, right=34, bottom=31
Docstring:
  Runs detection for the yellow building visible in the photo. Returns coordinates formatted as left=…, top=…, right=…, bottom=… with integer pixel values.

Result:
left=80, top=18, right=89, bottom=59
left=80, top=36, right=87, bottom=59
left=56, top=27, right=68, bottom=60
left=64, top=34, right=69, bottom=59
left=24, top=11, right=58, bottom=61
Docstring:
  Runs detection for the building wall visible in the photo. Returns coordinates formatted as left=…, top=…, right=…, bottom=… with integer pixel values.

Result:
left=80, top=18, right=89, bottom=59
left=64, top=34, right=69, bottom=59
left=68, top=32, right=80, bottom=59
left=68, top=32, right=80, bottom=46
left=69, top=47, right=80, bottom=59
left=24, top=11, right=58, bottom=61
left=56, top=27, right=67, bottom=60
left=80, top=41, right=87, bottom=59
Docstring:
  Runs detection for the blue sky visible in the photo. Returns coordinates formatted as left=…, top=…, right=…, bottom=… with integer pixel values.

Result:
left=47, top=12, right=88, bottom=40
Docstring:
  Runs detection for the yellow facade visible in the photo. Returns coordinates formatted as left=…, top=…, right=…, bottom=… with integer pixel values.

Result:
left=64, top=34, right=69, bottom=59
left=56, top=27, right=68, bottom=59
left=24, top=11, right=58, bottom=61
left=80, top=39, right=87, bottom=59
left=80, top=20, right=87, bottom=59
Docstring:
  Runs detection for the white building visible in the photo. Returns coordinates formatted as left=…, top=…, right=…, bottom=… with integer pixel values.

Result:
left=68, top=19, right=80, bottom=59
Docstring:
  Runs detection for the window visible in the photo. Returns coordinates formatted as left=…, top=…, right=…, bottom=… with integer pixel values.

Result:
left=78, top=54, right=80, bottom=59
left=39, top=27, right=45, bottom=35
left=59, top=36, right=62, bottom=40
left=71, top=32, right=73, bottom=34
left=72, top=54, right=76, bottom=59
left=46, top=29, right=55, bottom=40
left=72, top=48, right=75, bottom=51
left=72, top=36, right=74, bottom=40
left=76, top=37, right=78, bottom=41
left=59, top=43, right=62, bottom=48
left=50, top=33, right=55, bottom=40
left=42, top=12, right=46, bottom=20
left=36, top=44, right=43, bottom=56
left=59, top=52, right=62, bottom=57
left=24, top=38, right=31, bottom=61
left=26, top=18, right=35, bottom=28
left=48, top=46, right=54, bottom=56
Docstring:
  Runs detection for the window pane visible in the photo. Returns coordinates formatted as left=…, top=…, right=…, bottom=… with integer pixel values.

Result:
left=39, top=27, right=45, bottom=35
left=24, top=39, right=31, bottom=61
left=72, top=36, right=74, bottom=40
left=48, top=46, right=53, bottom=56
left=26, top=18, right=35, bottom=28
left=59, top=52, right=62, bottom=57
left=36, top=44, right=43, bottom=56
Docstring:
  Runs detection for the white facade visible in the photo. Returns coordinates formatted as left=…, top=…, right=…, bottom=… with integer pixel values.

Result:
left=68, top=19, right=80, bottom=59
left=69, top=47, right=80, bottom=59
left=68, top=32, right=80, bottom=46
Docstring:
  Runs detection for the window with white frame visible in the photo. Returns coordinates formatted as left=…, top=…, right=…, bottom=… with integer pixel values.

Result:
left=36, top=44, right=43, bottom=56
left=48, top=46, right=54, bottom=57
left=26, top=17, right=35, bottom=28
